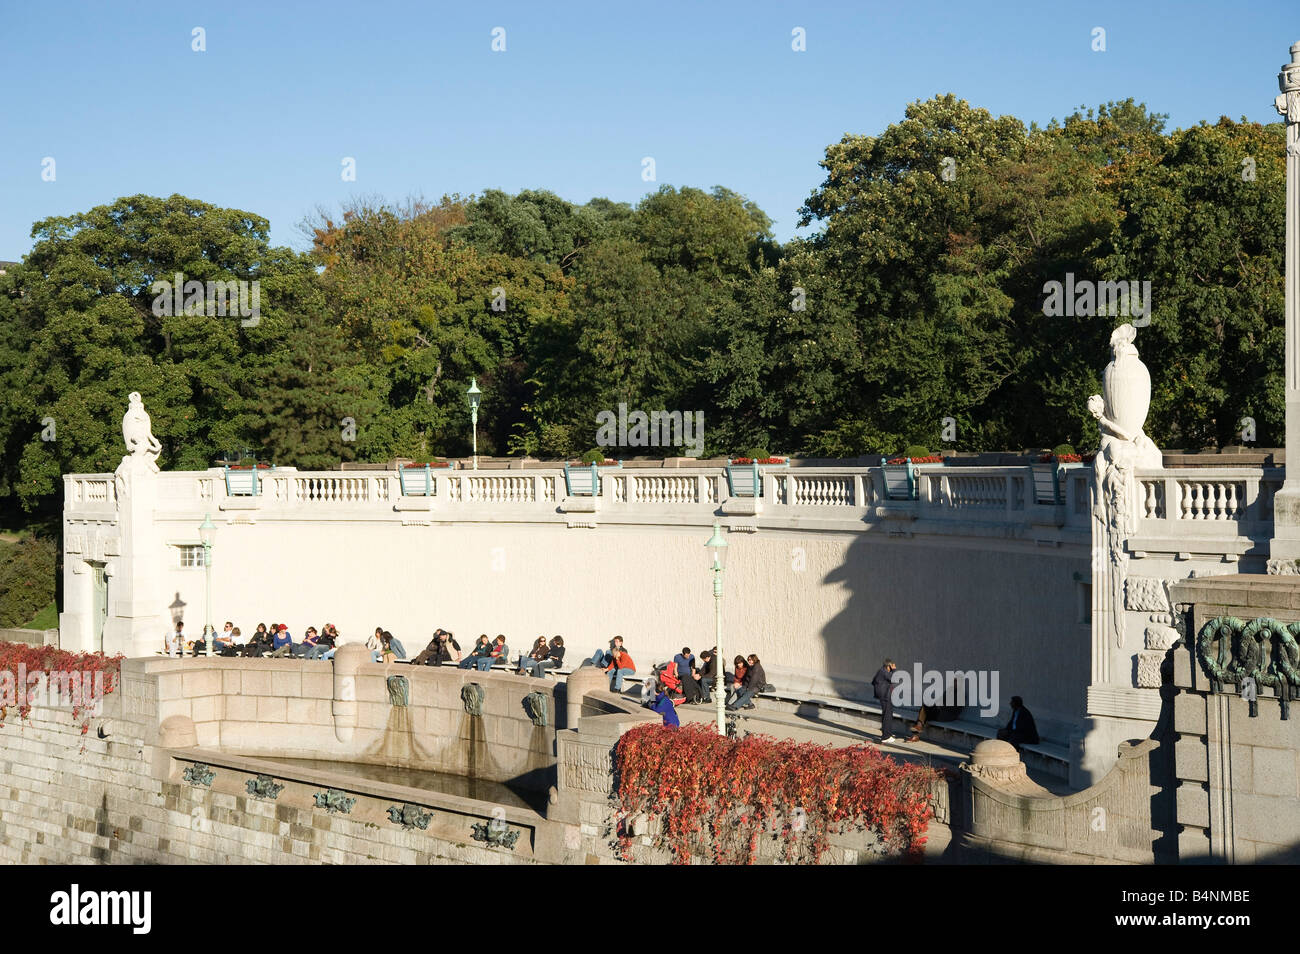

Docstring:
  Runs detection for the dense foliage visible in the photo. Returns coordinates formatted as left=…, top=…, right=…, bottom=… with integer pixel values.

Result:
left=613, top=723, right=940, bottom=864
left=0, top=536, right=56, bottom=627
left=0, top=97, right=1287, bottom=514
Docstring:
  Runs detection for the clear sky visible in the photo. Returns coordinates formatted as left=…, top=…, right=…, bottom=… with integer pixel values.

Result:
left=0, top=0, right=1294, bottom=259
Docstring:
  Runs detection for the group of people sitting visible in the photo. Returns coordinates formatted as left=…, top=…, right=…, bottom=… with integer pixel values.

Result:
left=166, top=620, right=345, bottom=659
left=165, top=621, right=566, bottom=679
left=165, top=624, right=765, bottom=711
left=588, top=636, right=769, bottom=715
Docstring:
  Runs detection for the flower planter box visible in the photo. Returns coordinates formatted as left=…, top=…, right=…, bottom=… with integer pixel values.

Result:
left=563, top=461, right=621, bottom=497
left=1030, top=462, right=1063, bottom=505
left=398, top=462, right=455, bottom=496
left=881, top=461, right=916, bottom=501
left=224, top=464, right=269, bottom=497
left=724, top=459, right=788, bottom=498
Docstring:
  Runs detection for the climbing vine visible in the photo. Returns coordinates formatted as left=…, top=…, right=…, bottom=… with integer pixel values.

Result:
left=0, top=640, right=122, bottom=734
left=612, top=723, right=941, bottom=865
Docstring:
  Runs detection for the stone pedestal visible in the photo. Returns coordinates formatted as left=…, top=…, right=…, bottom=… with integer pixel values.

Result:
left=1167, top=573, right=1300, bottom=862
left=100, top=455, right=165, bottom=658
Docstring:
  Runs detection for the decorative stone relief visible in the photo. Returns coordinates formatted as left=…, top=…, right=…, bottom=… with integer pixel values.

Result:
left=1125, top=577, right=1172, bottom=613
left=245, top=775, right=284, bottom=800
left=182, top=763, right=215, bottom=788
left=387, top=803, right=432, bottom=830
left=461, top=683, right=485, bottom=717
left=1267, top=559, right=1300, bottom=576
left=313, top=789, right=356, bottom=814
left=1136, top=651, right=1166, bottom=689
left=1143, top=623, right=1181, bottom=652
left=559, top=740, right=616, bottom=795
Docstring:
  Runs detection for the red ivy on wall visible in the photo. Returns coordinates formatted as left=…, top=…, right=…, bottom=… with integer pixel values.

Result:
left=0, top=641, right=123, bottom=736
left=613, top=723, right=940, bottom=864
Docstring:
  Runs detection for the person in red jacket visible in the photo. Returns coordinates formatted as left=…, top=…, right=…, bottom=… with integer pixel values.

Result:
left=604, top=647, right=636, bottom=692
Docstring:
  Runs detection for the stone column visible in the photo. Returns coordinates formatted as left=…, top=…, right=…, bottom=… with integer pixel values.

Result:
left=1269, top=43, right=1300, bottom=565
left=99, top=455, right=164, bottom=658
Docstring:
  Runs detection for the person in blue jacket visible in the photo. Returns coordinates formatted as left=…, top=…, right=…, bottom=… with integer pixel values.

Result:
left=651, top=689, right=680, bottom=728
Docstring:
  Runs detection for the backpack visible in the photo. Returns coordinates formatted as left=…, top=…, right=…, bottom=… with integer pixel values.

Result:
left=658, top=663, right=681, bottom=693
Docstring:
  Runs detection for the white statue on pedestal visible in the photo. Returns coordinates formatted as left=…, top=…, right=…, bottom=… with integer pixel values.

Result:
left=122, top=392, right=162, bottom=465
left=1088, top=323, right=1162, bottom=469
left=115, top=392, right=161, bottom=501
left=1088, top=322, right=1160, bottom=651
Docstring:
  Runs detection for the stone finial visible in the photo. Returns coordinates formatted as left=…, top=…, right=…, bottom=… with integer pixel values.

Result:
left=965, top=740, right=1025, bottom=780
left=159, top=714, right=197, bottom=748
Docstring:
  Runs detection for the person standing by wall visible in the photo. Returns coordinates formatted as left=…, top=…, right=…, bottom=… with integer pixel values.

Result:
left=873, top=659, right=899, bottom=744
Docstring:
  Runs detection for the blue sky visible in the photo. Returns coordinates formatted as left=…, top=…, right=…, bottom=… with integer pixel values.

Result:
left=0, top=0, right=1294, bottom=259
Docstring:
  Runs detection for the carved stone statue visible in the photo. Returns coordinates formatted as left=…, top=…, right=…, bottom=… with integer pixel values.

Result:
left=1088, top=323, right=1162, bottom=470
left=1088, top=323, right=1160, bottom=652
left=121, top=392, right=162, bottom=464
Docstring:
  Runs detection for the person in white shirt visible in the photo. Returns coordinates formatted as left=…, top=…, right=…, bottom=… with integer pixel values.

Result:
left=214, top=621, right=236, bottom=653
left=166, top=621, right=185, bottom=656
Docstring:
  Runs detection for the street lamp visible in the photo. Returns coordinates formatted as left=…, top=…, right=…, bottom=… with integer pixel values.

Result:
left=705, top=520, right=728, bottom=736
left=198, top=513, right=217, bottom=657
left=467, top=377, right=482, bottom=471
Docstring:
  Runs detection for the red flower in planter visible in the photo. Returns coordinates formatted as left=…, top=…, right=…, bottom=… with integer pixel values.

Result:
left=887, top=456, right=942, bottom=465
left=732, top=457, right=786, bottom=465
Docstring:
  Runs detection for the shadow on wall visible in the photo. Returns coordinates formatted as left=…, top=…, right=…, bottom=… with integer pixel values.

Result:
left=819, top=527, right=1090, bottom=741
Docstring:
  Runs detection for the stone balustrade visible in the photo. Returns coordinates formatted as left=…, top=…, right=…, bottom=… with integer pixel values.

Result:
left=62, top=463, right=1111, bottom=531
left=62, top=463, right=1285, bottom=543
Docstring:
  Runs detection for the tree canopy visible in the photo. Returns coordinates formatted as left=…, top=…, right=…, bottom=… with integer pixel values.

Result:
left=0, top=96, right=1288, bottom=513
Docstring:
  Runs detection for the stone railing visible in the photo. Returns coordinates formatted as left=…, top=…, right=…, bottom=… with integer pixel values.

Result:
left=63, top=463, right=1282, bottom=545
left=1135, top=468, right=1277, bottom=523
left=1133, top=467, right=1280, bottom=533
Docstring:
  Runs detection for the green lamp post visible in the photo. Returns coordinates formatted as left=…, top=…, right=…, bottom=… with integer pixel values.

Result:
left=467, top=378, right=482, bottom=471
left=705, top=521, right=729, bottom=736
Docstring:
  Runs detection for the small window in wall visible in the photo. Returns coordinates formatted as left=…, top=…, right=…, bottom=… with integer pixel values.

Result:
left=177, top=544, right=205, bottom=569
left=1077, top=582, right=1092, bottom=624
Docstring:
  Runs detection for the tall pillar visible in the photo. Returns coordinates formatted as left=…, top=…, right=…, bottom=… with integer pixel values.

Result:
left=1268, top=43, right=1300, bottom=566
left=99, top=392, right=166, bottom=657
left=100, top=455, right=164, bottom=658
